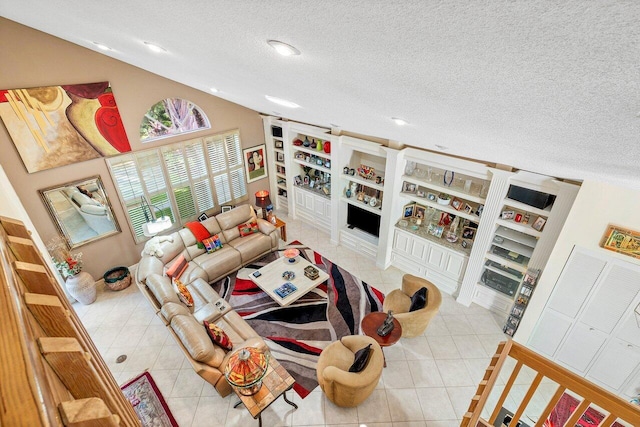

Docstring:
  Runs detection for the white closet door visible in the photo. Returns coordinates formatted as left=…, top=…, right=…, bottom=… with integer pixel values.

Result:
left=556, top=323, right=608, bottom=373
left=528, top=310, right=573, bottom=357
left=547, top=248, right=606, bottom=318
left=580, top=265, right=640, bottom=334
left=587, top=338, right=640, bottom=390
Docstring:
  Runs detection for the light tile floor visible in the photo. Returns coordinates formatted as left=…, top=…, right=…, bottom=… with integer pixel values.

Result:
left=73, top=212, right=536, bottom=427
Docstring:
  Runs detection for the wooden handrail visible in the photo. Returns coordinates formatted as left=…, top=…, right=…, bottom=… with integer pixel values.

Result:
left=461, top=340, right=640, bottom=427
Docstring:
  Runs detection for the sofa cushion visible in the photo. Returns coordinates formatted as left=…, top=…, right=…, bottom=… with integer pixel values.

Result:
left=173, top=278, right=194, bottom=307
left=178, top=228, right=207, bottom=260
left=201, top=216, right=225, bottom=241
left=409, top=287, right=428, bottom=312
left=157, top=231, right=188, bottom=265
left=178, top=262, right=208, bottom=285
left=203, top=235, right=223, bottom=253
left=192, top=247, right=242, bottom=282
left=166, top=255, right=188, bottom=279
left=237, top=221, right=259, bottom=237
left=227, top=233, right=274, bottom=264
left=349, top=343, right=372, bottom=373
left=146, top=274, right=181, bottom=306
left=171, top=314, right=224, bottom=367
left=203, top=320, right=233, bottom=351
left=217, top=205, right=255, bottom=242
left=161, top=301, right=191, bottom=323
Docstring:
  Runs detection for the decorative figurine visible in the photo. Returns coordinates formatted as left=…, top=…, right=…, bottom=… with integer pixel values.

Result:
left=377, top=311, right=395, bottom=337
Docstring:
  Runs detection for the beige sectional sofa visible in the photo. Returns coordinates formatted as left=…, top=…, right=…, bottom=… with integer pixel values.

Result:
left=145, top=275, right=267, bottom=396
left=134, top=205, right=279, bottom=395
left=136, top=204, right=279, bottom=310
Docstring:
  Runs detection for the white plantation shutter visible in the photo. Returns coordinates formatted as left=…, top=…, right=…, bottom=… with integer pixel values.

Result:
left=107, top=130, right=247, bottom=242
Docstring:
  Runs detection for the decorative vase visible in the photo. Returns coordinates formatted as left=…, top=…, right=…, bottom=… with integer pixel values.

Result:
left=65, top=271, right=97, bottom=305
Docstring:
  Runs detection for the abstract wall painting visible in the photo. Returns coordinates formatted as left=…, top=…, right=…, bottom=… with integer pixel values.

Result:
left=0, top=81, right=131, bottom=173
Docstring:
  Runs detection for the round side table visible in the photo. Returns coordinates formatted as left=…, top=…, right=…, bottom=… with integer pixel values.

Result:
left=361, top=311, right=402, bottom=367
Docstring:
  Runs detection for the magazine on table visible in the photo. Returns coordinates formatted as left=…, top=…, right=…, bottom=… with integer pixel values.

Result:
left=274, top=282, right=297, bottom=298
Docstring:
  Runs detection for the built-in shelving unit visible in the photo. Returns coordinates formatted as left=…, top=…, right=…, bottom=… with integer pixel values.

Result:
left=469, top=170, right=580, bottom=316
left=261, top=117, right=580, bottom=312
left=337, top=136, right=394, bottom=263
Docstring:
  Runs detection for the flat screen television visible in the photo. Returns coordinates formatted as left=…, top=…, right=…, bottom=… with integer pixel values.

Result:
left=347, top=203, right=381, bottom=237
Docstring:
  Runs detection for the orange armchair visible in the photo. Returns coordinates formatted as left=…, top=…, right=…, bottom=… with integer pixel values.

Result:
left=316, top=335, right=384, bottom=407
left=382, top=274, right=442, bottom=337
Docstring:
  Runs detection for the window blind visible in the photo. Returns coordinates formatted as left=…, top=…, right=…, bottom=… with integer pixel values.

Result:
left=107, top=130, right=247, bottom=242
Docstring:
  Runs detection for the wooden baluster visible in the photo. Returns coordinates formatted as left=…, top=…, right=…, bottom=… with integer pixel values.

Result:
left=58, top=397, right=121, bottom=427
left=25, top=293, right=77, bottom=337
left=14, top=261, right=59, bottom=295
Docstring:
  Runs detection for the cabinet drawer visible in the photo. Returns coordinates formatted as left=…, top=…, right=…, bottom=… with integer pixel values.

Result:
left=391, top=252, right=423, bottom=276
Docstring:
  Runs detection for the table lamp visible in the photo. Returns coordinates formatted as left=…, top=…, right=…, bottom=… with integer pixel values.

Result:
left=225, top=347, right=269, bottom=395
left=255, top=190, right=271, bottom=219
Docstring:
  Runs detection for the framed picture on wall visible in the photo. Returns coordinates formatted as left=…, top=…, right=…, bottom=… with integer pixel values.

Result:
left=243, top=144, right=268, bottom=183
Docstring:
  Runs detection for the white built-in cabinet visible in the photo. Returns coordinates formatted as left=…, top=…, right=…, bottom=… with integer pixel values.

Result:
left=261, top=116, right=580, bottom=312
left=391, top=228, right=468, bottom=294
left=293, top=186, right=331, bottom=231
left=528, top=246, right=640, bottom=399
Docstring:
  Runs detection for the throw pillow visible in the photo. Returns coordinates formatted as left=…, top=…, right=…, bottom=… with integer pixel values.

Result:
left=348, top=343, right=372, bottom=373
left=203, top=320, right=233, bottom=351
left=166, top=254, right=188, bottom=280
left=409, top=286, right=428, bottom=312
left=173, top=278, right=194, bottom=307
left=184, top=221, right=211, bottom=249
left=238, top=221, right=259, bottom=237
left=202, top=234, right=223, bottom=254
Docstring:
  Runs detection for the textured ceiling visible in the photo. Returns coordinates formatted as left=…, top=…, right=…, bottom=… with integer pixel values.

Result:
left=2, top=1, right=639, bottom=188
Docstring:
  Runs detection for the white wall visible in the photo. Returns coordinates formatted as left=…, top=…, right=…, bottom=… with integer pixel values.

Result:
left=516, top=179, right=640, bottom=341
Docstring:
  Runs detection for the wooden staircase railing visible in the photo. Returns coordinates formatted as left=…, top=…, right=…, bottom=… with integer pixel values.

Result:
left=0, top=216, right=140, bottom=426
left=460, top=340, right=640, bottom=427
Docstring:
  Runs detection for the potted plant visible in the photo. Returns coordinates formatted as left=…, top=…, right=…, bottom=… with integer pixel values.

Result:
left=437, top=193, right=451, bottom=205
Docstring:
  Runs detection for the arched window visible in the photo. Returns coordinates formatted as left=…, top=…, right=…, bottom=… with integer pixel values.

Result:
left=140, top=98, right=210, bottom=142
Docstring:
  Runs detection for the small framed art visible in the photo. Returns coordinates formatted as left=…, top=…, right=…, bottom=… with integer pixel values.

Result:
left=275, top=140, right=283, bottom=149
left=464, top=203, right=473, bottom=214
left=532, top=216, right=547, bottom=231
left=276, top=152, right=285, bottom=162
left=243, top=144, right=268, bottom=183
left=198, top=212, right=208, bottom=222
left=221, top=205, right=233, bottom=213
left=403, top=203, right=415, bottom=218
left=402, top=182, right=417, bottom=193
left=451, top=198, right=464, bottom=211
left=462, top=226, right=476, bottom=240
left=600, top=224, right=640, bottom=260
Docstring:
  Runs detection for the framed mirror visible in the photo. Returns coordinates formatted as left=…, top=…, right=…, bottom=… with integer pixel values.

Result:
left=39, top=175, right=120, bottom=249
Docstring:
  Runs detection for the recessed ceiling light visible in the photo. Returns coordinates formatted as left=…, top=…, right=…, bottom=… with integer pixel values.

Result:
left=267, top=40, right=301, bottom=56
left=143, top=41, right=167, bottom=53
left=92, top=42, right=112, bottom=51
left=265, top=95, right=300, bottom=108
left=392, top=117, right=408, bottom=126
left=209, top=87, right=219, bottom=93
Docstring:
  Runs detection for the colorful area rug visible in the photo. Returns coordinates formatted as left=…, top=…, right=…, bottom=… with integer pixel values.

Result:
left=121, top=371, right=178, bottom=427
left=210, top=242, right=384, bottom=398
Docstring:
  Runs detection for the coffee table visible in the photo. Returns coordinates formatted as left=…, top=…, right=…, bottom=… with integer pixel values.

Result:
left=231, top=355, right=297, bottom=427
left=361, top=311, right=402, bottom=367
left=249, top=256, right=329, bottom=306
